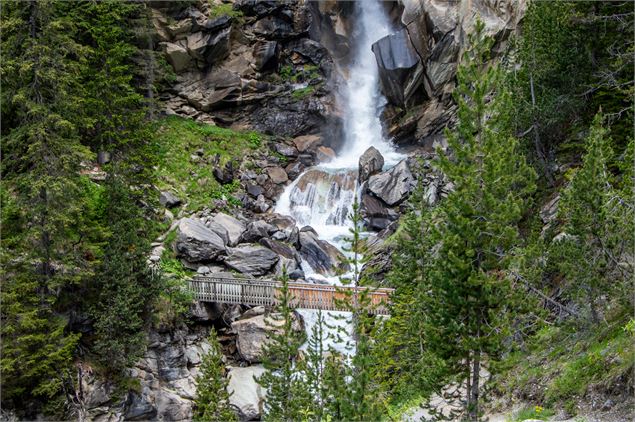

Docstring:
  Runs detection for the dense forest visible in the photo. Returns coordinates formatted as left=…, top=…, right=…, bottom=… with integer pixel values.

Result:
left=1, top=0, right=633, bottom=421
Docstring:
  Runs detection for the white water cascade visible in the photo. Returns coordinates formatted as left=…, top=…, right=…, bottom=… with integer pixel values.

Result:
left=275, top=0, right=403, bottom=353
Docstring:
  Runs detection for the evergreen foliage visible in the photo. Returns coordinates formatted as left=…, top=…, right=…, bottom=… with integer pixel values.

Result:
left=193, top=328, right=237, bottom=422
left=256, top=271, right=309, bottom=421
left=1, top=0, right=92, bottom=412
left=550, top=114, right=634, bottom=323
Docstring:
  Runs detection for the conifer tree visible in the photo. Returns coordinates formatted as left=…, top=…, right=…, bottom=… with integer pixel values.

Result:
left=0, top=0, right=92, bottom=413
left=551, top=114, right=634, bottom=322
left=256, top=271, right=309, bottom=421
left=422, top=19, right=536, bottom=420
left=194, top=328, right=237, bottom=422
left=297, top=309, right=327, bottom=421
left=90, top=172, right=159, bottom=374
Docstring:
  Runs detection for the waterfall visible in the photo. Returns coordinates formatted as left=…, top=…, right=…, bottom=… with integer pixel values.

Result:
left=275, top=0, right=403, bottom=353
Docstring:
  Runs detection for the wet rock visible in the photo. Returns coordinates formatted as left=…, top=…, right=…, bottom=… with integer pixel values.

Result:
left=299, top=230, right=348, bottom=275
left=368, top=159, right=415, bottom=206
left=211, top=213, right=246, bottom=247
left=286, top=38, right=329, bottom=67
left=231, top=312, right=303, bottom=362
left=358, top=146, right=385, bottom=183
left=252, top=195, right=271, bottom=213
left=285, top=161, right=305, bottom=179
left=175, top=218, right=226, bottom=262
left=160, top=190, right=182, bottom=208
left=289, top=268, right=305, bottom=280
left=292, top=134, right=321, bottom=152
left=372, top=28, right=424, bottom=107
left=227, top=365, right=266, bottom=420
left=164, top=42, right=191, bottom=73
left=225, top=244, right=279, bottom=276
left=266, top=166, right=289, bottom=184
left=316, top=146, right=335, bottom=163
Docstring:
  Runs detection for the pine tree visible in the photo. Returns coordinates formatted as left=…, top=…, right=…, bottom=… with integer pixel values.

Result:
left=0, top=0, right=93, bottom=414
left=256, top=271, right=309, bottom=421
left=422, top=19, right=536, bottom=420
left=551, top=113, right=634, bottom=323
left=297, top=309, right=327, bottom=421
left=194, top=328, right=237, bottom=422
left=90, top=173, right=159, bottom=374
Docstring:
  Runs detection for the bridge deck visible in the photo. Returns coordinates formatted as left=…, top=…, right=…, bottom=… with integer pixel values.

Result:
left=189, top=276, right=393, bottom=315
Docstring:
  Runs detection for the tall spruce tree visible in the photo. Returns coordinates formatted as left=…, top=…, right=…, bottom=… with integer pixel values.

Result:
left=422, top=19, right=536, bottom=420
left=550, top=114, right=634, bottom=323
left=256, top=271, right=309, bottom=421
left=194, top=328, right=237, bottom=422
left=0, top=0, right=94, bottom=414
left=90, top=172, right=159, bottom=374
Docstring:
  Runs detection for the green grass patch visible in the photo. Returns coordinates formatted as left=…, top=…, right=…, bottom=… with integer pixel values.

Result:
left=509, top=405, right=555, bottom=421
left=494, top=312, right=634, bottom=413
left=153, top=116, right=261, bottom=212
left=208, top=2, right=243, bottom=19
left=292, top=86, right=315, bottom=100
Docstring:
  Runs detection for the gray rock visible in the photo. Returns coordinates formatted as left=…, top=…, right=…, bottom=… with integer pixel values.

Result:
left=253, top=40, right=278, bottom=70
left=316, top=146, right=335, bottom=163
left=175, top=218, right=226, bottom=262
left=358, top=146, right=385, bottom=183
left=372, top=28, right=424, bottom=107
left=360, top=193, right=398, bottom=231
left=125, top=392, right=157, bottom=421
left=211, top=213, right=246, bottom=247
left=266, top=166, right=289, bottom=184
left=231, top=312, right=303, bottom=362
left=271, top=230, right=287, bottom=241
left=292, top=134, right=321, bottom=152
left=247, top=183, right=264, bottom=198
left=274, top=142, right=298, bottom=158
left=285, top=161, right=305, bottom=179
left=186, top=28, right=231, bottom=65
left=227, top=365, right=266, bottom=420
left=160, top=190, right=182, bottom=208
left=299, top=230, right=348, bottom=275
left=164, top=42, right=191, bottom=73
left=368, top=159, right=415, bottom=206
left=253, top=15, right=295, bottom=40
left=242, top=220, right=277, bottom=243
left=225, top=245, right=279, bottom=276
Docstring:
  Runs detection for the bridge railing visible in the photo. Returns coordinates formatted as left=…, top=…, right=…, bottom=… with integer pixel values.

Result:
left=189, top=275, right=393, bottom=315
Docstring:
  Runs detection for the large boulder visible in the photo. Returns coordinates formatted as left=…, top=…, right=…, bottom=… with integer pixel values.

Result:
left=368, top=159, right=415, bottom=206
left=241, top=220, right=277, bottom=243
left=164, top=42, right=191, bottom=73
left=211, top=213, right=246, bottom=247
left=292, top=134, right=321, bottom=152
left=253, top=40, right=278, bottom=71
left=298, top=229, right=348, bottom=275
left=224, top=245, right=279, bottom=276
left=358, top=146, right=385, bottom=183
left=266, top=166, right=289, bottom=184
left=186, top=27, right=231, bottom=65
left=227, top=365, right=266, bottom=420
left=360, top=192, right=399, bottom=231
left=372, top=28, right=425, bottom=107
left=231, top=312, right=303, bottom=362
left=175, top=218, right=226, bottom=262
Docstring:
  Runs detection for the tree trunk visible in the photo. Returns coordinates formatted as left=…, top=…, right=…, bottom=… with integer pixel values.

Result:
left=468, top=350, right=481, bottom=421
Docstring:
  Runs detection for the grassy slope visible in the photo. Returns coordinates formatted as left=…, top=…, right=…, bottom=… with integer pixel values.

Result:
left=153, top=115, right=262, bottom=212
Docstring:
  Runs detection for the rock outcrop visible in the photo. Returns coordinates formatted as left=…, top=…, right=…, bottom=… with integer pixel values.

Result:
left=224, top=244, right=279, bottom=276
left=358, top=146, right=385, bottom=184
left=176, top=218, right=226, bottom=262
left=367, top=159, right=415, bottom=206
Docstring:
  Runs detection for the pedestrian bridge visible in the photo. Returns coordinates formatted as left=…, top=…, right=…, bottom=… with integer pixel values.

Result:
left=189, top=275, right=394, bottom=315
